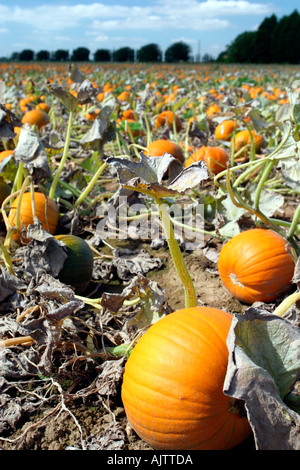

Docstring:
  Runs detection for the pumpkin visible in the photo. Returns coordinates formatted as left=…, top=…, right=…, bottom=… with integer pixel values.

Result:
left=119, top=118, right=145, bottom=137
left=214, top=120, right=237, bottom=141
left=206, top=104, right=221, bottom=116
left=185, top=146, right=228, bottom=175
left=145, top=139, right=184, bottom=163
left=122, top=109, right=135, bottom=120
left=54, top=234, right=94, bottom=293
left=35, top=102, right=51, bottom=114
left=21, top=109, right=50, bottom=130
left=155, top=111, right=182, bottom=131
left=122, top=306, right=251, bottom=450
left=0, top=149, right=14, bottom=164
left=230, top=129, right=265, bottom=153
left=14, top=127, right=22, bottom=139
left=117, top=91, right=130, bottom=102
left=218, top=228, right=295, bottom=304
left=8, top=191, right=59, bottom=244
left=97, top=92, right=105, bottom=102
left=19, top=97, right=34, bottom=113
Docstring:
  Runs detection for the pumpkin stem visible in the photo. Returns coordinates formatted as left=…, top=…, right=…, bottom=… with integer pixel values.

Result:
left=143, top=112, right=153, bottom=147
left=273, top=291, right=300, bottom=317
left=12, top=161, right=24, bottom=193
left=154, top=196, right=197, bottom=308
left=0, top=335, right=34, bottom=348
left=225, top=165, right=286, bottom=237
left=74, top=161, right=108, bottom=209
left=288, top=203, right=300, bottom=243
left=115, top=126, right=130, bottom=156
left=0, top=240, right=15, bottom=276
left=49, top=110, right=74, bottom=200
left=253, top=159, right=275, bottom=210
left=3, top=175, right=31, bottom=250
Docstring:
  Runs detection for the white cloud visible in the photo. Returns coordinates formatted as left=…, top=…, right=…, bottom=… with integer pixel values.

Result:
left=156, top=0, right=275, bottom=16
left=0, top=1, right=277, bottom=57
left=2, top=1, right=275, bottom=33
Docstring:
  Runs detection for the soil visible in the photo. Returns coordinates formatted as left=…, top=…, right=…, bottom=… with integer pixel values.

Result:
left=1, top=193, right=296, bottom=452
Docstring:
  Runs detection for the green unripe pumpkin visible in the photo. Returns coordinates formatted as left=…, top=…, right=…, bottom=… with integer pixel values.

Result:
left=55, top=234, right=94, bottom=294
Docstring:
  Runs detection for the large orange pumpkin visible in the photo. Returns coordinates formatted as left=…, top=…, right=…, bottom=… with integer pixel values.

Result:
left=218, top=228, right=295, bottom=304
left=145, top=139, right=185, bottom=163
left=185, top=146, right=228, bottom=175
left=122, top=306, right=251, bottom=450
left=8, top=191, right=59, bottom=244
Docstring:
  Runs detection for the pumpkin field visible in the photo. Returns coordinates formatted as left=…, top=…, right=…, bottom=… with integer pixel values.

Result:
left=0, top=61, right=299, bottom=451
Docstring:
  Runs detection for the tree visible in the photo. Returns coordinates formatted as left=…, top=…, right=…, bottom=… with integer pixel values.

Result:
left=10, top=52, right=20, bottom=61
left=113, top=47, right=134, bottom=62
left=71, top=47, right=90, bottom=62
left=137, top=43, right=162, bottom=62
left=94, top=49, right=111, bottom=62
left=52, top=49, right=69, bottom=61
left=273, top=10, right=300, bottom=64
left=252, top=14, right=277, bottom=63
left=216, top=51, right=228, bottom=63
left=218, top=10, right=300, bottom=64
left=19, top=49, right=34, bottom=61
left=36, top=50, right=50, bottom=61
left=225, top=31, right=257, bottom=63
left=164, top=41, right=191, bottom=63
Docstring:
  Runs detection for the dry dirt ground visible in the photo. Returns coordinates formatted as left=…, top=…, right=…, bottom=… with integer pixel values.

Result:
left=0, top=239, right=258, bottom=451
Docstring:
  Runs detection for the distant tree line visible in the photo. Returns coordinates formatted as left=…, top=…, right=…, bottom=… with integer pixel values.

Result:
left=218, top=9, right=300, bottom=64
left=4, top=9, right=299, bottom=66
left=1, top=41, right=203, bottom=64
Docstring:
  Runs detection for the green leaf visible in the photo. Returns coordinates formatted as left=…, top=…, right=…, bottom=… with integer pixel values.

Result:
left=225, top=308, right=300, bottom=450
left=172, top=96, right=188, bottom=113
left=107, top=153, right=209, bottom=200
left=81, top=151, right=101, bottom=175
left=48, top=84, right=78, bottom=112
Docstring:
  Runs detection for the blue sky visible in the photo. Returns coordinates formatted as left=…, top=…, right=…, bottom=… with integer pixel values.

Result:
left=0, top=0, right=299, bottom=60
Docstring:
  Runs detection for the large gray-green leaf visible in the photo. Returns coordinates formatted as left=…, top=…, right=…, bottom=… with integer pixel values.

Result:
left=13, top=124, right=50, bottom=180
left=270, top=130, right=300, bottom=160
left=248, top=187, right=285, bottom=217
left=80, top=105, right=115, bottom=149
left=76, top=79, right=97, bottom=105
left=107, top=153, right=209, bottom=199
left=280, top=156, right=300, bottom=191
left=224, top=307, right=300, bottom=450
left=48, top=84, right=78, bottom=112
